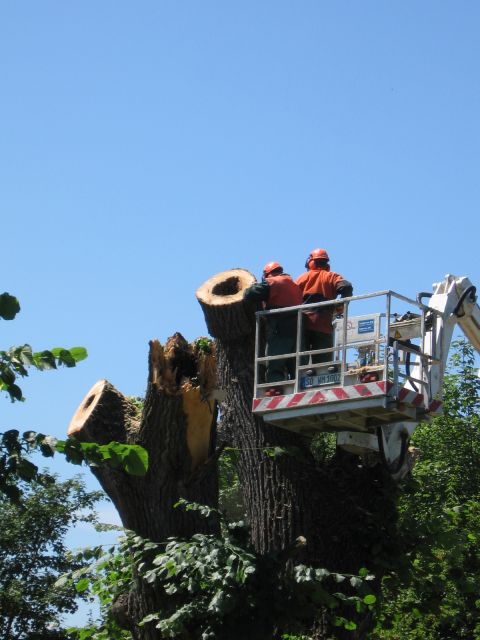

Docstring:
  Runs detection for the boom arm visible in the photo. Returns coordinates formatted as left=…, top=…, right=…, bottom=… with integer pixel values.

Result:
left=340, top=275, right=480, bottom=478
left=424, top=275, right=480, bottom=402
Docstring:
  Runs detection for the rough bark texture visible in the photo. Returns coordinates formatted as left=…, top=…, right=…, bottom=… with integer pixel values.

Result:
left=197, top=268, right=399, bottom=639
left=217, top=334, right=318, bottom=555
left=68, top=334, right=220, bottom=638
left=197, top=269, right=320, bottom=556
left=196, top=268, right=256, bottom=339
left=68, top=267, right=399, bottom=640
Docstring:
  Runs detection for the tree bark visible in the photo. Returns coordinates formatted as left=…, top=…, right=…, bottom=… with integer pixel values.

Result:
left=197, top=269, right=318, bottom=556
left=68, top=333, right=220, bottom=637
left=197, top=268, right=399, bottom=639
left=68, top=268, right=399, bottom=640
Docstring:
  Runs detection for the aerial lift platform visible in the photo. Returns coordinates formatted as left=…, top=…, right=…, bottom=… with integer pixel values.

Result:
left=252, top=275, right=480, bottom=475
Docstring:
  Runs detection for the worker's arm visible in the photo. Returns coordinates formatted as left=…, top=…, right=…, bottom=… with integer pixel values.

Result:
left=243, top=281, right=270, bottom=304
left=336, top=280, right=353, bottom=298
left=332, top=272, right=353, bottom=298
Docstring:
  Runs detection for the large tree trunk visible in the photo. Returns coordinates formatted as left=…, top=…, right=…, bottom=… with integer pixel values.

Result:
left=68, top=333, right=220, bottom=637
left=68, top=269, right=399, bottom=640
left=196, top=269, right=399, bottom=639
left=197, top=269, right=319, bottom=556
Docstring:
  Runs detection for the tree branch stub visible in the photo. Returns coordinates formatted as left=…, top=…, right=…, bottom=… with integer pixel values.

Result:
left=196, top=268, right=256, bottom=339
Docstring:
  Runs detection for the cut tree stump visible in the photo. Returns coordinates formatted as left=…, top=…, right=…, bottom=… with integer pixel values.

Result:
left=196, top=268, right=256, bottom=339
left=67, top=334, right=220, bottom=541
left=196, top=267, right=398, bottom=640
left=196, top=268, right=316, bottom=556
left=66, top=269, right=399, bottom=640
left=68, top=334, right=222, bottom=638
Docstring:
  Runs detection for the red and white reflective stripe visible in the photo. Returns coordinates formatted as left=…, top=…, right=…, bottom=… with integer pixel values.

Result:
left=398, top=387, right=424, bottom=407
left=253, top=381, right=389, bottom=414
left=427, top=399, right=443, bottom=415
left=252, top=381, right=444, bottom=417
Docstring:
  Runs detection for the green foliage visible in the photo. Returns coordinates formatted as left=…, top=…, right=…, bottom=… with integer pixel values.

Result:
left=0, top=430, right=149, bottom=503
left=0, top=292, right=20, bottom=320
left=55, top=439, right=149, bottom=477
left=0, top=343, right=88, bottom=402
left=63, top=535, right=132, bottom=640
left=310, top=432, right=337, bottom=465
left=0, top=290, right=149, bottom=636
left=194, top=337, right=214, bottom=354
left=127, top=395, right=145, bottom=415
left=0, top=475, right=102, bottom=639
left=0, top=430, right=56, bottom=503
left=218, top=448, right=245, bottom=522
left=65, top=501, right=376, bottom=640
left=371, top=340, right=480, bottom=639
left=63, top=341, right=480, bottom=640
left=0, top=290, right=87, bottom=402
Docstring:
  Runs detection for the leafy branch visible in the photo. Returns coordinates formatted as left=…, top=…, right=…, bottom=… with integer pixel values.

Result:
left=0, top=430, right=149, bottom=503
left=63, top=501, right=377, bottom=639
left=0, top=344, right=88, bottom=401
left=0, top=290, right=88, bottom=401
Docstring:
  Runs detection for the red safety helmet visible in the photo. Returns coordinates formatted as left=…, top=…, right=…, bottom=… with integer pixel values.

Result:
left=263, top=261, right=283, bottom=278
left=305, top=248, right=329, bottom=270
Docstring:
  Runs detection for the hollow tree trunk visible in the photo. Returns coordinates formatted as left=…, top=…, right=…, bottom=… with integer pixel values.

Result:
left=197, top=268, right=399, bottom=640
left=68, top=333, right=220, bottom=638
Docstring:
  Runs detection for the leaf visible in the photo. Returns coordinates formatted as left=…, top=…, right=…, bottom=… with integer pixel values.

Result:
left=19, top=345, right=34, bottom=366
left=58, top=349, right=77, bottom=367
left=333, top=573, right=346, bottom=583
left=2, top=430, right=20, bottom=450
left=17, top=459, right=38, bottom=481
left=8, top=384, right=23, bottom=401
left=69, top=347, right=88, bottom=362
left=0, top=292, right=20, bottom=320
left=1, top=483, right=21, bottom=503
left=123, top=446, right=149, bottom=476
left=363, top=594, right=377, bottom=605
left=264, top=446, right=289, bottom=458
left=140, top=613, right=160, bottom=626
left=95, top=443, right=149, bottom=476
left=344, top=621, right=357, bottom=631
left=0, top=367, right=16, bottom=386
left=75, top=578, right=91, bottom=593
left=32, top=350, right=57, bottom=371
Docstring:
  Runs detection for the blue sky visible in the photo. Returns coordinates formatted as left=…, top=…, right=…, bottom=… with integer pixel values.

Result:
left=1, top=0, right=479, bottom=626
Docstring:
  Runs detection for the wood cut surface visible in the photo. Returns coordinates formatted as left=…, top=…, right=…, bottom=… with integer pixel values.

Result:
left=67, top=379, right=114, bottom=440
left=196, top=268, right=255, bottom=305
left=182, top=382, right=215, bottom=471
left=196, top=268, right=257, bottom=339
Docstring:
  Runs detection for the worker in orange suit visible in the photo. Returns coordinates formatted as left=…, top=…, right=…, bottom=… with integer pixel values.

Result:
left=296, top=249, right=353, bottom=369
left=244, top=262, right=303, bottom=392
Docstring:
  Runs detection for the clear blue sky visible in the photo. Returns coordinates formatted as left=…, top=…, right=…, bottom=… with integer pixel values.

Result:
left=1, top=0, right=479, bottom=625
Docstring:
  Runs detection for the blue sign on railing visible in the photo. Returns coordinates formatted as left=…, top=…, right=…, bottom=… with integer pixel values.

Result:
left=358, top=319, right=375, bottom=334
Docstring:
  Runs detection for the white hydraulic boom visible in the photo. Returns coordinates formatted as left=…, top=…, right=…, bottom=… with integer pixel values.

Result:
left=252, top=275, right=480, bottom=477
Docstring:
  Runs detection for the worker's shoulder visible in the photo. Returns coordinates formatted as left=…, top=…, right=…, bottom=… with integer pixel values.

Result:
left=295, top=271, right=309, bottom=285
left=328, top=270, right=347, bottom=281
